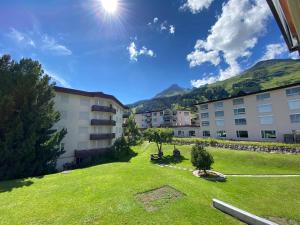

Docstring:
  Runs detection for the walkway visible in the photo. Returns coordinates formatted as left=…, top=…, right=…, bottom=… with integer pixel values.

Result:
left=155, top=164, right=300, bottom=177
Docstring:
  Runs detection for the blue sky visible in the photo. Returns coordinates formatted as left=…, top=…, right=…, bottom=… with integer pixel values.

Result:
left=0, top=0, right=298, bottom=104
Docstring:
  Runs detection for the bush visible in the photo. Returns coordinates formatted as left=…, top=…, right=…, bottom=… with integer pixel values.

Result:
left=191, top=144, right=214, bottom=175
left=111, top=136, right=134, bottom=160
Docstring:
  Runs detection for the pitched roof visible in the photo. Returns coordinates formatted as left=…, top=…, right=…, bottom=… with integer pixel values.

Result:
left=54, top=86, right=127, bottom=109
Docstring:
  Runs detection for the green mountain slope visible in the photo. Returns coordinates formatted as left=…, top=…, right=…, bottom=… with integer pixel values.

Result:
left=128, top=59, right=300, bottom=113
left=153, top=84, right=188, bottom=98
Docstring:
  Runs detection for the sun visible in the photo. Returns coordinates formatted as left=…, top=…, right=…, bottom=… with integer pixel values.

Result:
left=101, top=0, right=118, bottom=14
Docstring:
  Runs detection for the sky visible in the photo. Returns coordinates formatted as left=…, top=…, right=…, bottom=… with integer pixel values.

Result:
left=0, top=0, right=299, bottom=104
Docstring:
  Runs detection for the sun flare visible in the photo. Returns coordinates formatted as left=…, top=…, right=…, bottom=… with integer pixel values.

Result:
left=101, top=0, right=118, bottom=14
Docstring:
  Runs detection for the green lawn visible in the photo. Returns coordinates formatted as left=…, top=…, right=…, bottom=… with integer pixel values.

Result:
left=0, top=143, right=300, bottom=225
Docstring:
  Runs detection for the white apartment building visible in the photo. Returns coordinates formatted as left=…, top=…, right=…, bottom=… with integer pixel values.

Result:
left=134, top=109, right=192, bottom=129
left=54, top=87, right=126, bottom=170
left=196, top=82, right=300, bottom=142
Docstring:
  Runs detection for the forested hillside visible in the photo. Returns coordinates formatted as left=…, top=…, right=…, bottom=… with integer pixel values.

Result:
left=128, top=59, right=300, bottom=113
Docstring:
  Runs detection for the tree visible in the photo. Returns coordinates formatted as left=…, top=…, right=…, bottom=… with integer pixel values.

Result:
left=191, top=144, right=214, bottom=175
left=0, top=55, right=66, bottom=180
left=123, top=114, right=142, bottom=145
left=143, top=128, right=173, bottom=157
left=111, top=136, right=135, bottom=160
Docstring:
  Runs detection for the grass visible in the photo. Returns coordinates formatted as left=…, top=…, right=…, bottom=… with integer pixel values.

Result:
left=0, top=143, right=300, bottom=224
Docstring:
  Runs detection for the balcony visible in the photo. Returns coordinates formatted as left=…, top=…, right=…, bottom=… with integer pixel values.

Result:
left=91, top=105, right=116, bottom=114
left=91, top=119, right=116, bottom=126
left=90, top=133, right=115, bottom=140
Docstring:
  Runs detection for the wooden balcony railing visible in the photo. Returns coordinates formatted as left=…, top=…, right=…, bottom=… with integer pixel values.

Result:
left=90, top=133, right=116, bottom=140
left=91, top=119, right=116, bottom=126
left=91, top=105, right=116, bottom=113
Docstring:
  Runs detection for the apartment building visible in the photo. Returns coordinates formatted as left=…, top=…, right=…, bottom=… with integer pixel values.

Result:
left=197, top=82, right=300, bottom=142
left=134, top=109, right=192, bottom=128
left=53, top=87, right=126, bottom=170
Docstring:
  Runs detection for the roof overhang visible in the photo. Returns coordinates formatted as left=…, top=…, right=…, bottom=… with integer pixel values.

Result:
left=267, top=0, right=300, bottom=53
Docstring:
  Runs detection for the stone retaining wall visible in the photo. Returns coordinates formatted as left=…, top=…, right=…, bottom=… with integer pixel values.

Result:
left=172, top=141, right=300, bottom=154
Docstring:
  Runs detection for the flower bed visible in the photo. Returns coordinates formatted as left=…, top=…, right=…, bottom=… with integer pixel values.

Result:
left=173, top=137, right=300, bottom=154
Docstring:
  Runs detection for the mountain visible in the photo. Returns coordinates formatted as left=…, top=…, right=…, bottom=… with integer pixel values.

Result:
left=128, top=59, right=300, bottom=113
left=153, top=84, right=188, bottom=98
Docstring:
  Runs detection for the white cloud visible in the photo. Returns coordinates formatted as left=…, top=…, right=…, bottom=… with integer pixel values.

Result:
left=260, top=43, right=287, bottom=61
left=42, top=35, right=72, bottom=56
left=148, top=17, right=159, bottom=26
left=169, top=25, right=175, bottom=34
left=7, top=28, right=35, bottom=47
left=6, top=27, right=72, bottom=56
left=191, top=74, right=218, bottom=87
left=180, top=0, right=214, bottom=13
left=187, top=0, right=271, bottom=85
left=148, top=18, right=175, bottom=35
left=44, top=69, right=71, bottom=88
left=127, top=42, right=155, bottom=61
left=160, top=21, right=168, bottom=31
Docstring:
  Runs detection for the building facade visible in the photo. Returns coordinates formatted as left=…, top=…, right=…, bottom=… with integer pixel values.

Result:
left=54, top=87, right=126, bottom=170
left=134, top=109, right=192, bottom=129
left=196, top=82, right=300, bottom=142
left=173, top=126, right=201, bottom=137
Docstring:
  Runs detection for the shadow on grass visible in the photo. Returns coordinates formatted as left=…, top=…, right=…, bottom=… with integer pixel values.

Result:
left=151, top=155, right=188, bottom=165
left=0, top=179, right=34, bottom=193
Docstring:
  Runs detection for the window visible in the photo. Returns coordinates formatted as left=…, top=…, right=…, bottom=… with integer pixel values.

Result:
left=290, top=114, right=300, bottom=123
left=60, top=111, right=67, bottom=120
left=261, top=130, right=276, bottom=139
left=95, top=99, right=102, bottom=105
left=178, top=130, right=184, bottom=136
left=235, top=118, right=247, bottom=125
left=200, top=104, right=208, bottom=110
left=60, top=94, right=69, bottom=103
left=153, top=112, right=157, bottom=116
left=160, top=111, right=163, bottom=116
left=233, top=98, right=244, bottom=105
left=288, top=99, right=300, bottom=110
left=215, top=119, right=224, bottom=127
left=201, top=121, right=209, bottom=126
left=201, top=112, right=209, bottom=119
left=80, top=98, right=90, bottom=106
left=189, top=131, right=196, bottom=137
left=79, top=112, right=89, bottom=120
left=236, top=130, right=248, bottom=138
left=234, top=108, right=246, bottom=115
left=203, top=131, right=210, bottom=137
left=184, top=112, right=189, bottom=116
left=214, top=102, right=223, bottom=109
left=153, top=118, right=157, bottom=123
left=256, top=93, right=270, bottom=101
left=216, top=130, right=226, bottom=138
left=215, top=111, right=224, bottom=117
left=257, top=104, right=272, bottom=113
left=259, top=115, right=273, bottom=125
left=286, top=87, right=300, bottom=96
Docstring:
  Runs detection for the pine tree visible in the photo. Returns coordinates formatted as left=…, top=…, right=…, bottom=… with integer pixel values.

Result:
left=0, top=55, right=66, bottom=180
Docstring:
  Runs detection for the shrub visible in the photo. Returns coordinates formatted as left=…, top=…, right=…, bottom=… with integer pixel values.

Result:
left=111, top=136, right=134, bottom=160
left=191, top=144, right=214, bottom=175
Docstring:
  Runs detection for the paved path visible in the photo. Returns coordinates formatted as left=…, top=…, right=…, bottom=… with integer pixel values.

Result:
left=156, top=164, right=300, bottom=177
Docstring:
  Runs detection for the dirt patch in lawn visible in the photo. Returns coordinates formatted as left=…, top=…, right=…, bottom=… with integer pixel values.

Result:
left=268, top=216, right=300, bottom=225
left=135, top=185, right=185, bottom=212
